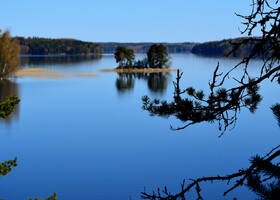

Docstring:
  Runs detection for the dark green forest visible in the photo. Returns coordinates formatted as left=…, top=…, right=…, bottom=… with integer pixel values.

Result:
left=191, top=37, right=258, bottom=57
left=18, top=37, right=103, bottom=55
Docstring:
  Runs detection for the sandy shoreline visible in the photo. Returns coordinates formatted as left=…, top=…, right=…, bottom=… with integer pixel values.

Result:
left=15, top=68, right=98, bottom=79
left=14, top=68, right=179, bottom=79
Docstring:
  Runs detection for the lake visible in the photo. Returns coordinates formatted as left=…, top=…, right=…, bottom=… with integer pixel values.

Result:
left=0, top=54, right=279, bottom=200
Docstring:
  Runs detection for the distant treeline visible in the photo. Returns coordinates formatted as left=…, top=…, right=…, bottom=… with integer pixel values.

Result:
left=18, top=38, right=196, bottom=55
left=98, top=42, right=196, bottom=53
left=18, top=37, right=103, bottom=55
left=17, top=36, right=262, bottom=58
left=191, top=37, right=258, bottom=57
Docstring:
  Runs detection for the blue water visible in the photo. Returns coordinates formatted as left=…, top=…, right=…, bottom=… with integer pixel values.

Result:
left=0, top=54, right=279, bottom=200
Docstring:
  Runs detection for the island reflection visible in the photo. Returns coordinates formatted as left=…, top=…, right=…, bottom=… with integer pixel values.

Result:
left=116, top=72, right=170, bottom=94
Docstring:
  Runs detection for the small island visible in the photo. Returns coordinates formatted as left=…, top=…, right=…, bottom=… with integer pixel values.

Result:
left=101, top=44, right=179, bottom=73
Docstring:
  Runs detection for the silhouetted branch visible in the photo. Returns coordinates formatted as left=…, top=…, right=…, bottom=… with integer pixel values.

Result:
left=142, top=67, right=262, bottom=135
left=141, top=0, right=280, bottom=199
left=142, top=0, right=280, bottom=134
left=141, top=146, right=280, bottom=200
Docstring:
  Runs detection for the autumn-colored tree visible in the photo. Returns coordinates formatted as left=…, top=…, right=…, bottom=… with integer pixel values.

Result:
left=0, top=30, right=20, bottom=80
left=0, top=31, right=55, bottom=200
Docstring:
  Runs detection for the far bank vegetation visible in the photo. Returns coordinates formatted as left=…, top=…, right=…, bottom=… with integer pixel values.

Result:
left=191, top=37, right=260, bottom=57
left=18, top=37, right=103, bottom=55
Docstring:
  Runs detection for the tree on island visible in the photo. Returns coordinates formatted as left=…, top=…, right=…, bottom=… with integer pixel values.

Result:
left=141, top=0, right=280, bottom=199
left=114, top=46, right=135, bottom=68
left=0, top=30, right=20, bottom=80
left=114, top=44, right=170, bottom=69
left=147, top=44, right=169, bottom=68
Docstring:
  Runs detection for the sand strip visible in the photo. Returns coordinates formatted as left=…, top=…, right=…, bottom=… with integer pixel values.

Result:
left=15, top=68, right=98, bottom=79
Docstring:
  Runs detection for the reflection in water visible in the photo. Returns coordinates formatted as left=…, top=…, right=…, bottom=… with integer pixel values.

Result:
left=1, top=54, right=279, bottom=199
left=0, top=80, right=20, bottom=125
left=147, top=73, right=168, bottom=93
left=116, top=73, right=135, bottom=92
left=19, top=54, right=103, bottom=67
left=116, top=72, right=169, bottom=94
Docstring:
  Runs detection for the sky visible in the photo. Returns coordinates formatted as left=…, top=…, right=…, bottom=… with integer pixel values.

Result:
left=0, top=0, right=261, bottom=43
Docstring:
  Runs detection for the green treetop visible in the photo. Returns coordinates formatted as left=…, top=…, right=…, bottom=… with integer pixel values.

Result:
left=147, top=44, right=169, bottom=68
left=114, top=46, right=135, bottom=68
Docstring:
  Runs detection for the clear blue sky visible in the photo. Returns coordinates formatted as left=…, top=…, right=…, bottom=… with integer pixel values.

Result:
left=0, top=0, right=260, bottom=43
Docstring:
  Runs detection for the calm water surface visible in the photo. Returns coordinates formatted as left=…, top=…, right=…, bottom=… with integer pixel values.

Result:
left=0, top=54, right=279, bottom=200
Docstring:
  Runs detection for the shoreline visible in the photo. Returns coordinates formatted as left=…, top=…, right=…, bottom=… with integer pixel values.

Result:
left=14, top=68, right=98, bottom=79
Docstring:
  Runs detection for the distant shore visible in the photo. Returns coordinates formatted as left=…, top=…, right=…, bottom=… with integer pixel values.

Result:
left=100, top=68, right=179, bottom=73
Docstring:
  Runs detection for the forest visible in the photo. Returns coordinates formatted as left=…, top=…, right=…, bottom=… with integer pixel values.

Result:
left=17, top=36, right=261, bottom=58
left=18, top=37, right=103, bottom=55
left=191, top=37, right=259, bottom=57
